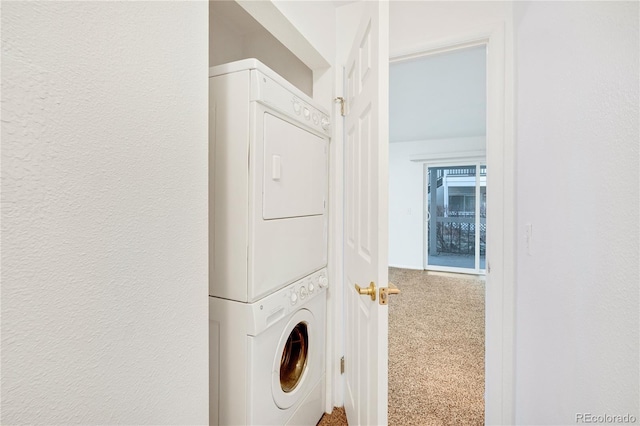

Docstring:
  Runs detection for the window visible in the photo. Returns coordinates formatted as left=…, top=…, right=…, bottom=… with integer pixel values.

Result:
left=425, top=164, right=486, bottom=272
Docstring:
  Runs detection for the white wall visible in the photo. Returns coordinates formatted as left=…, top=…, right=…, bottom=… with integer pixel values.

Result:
left=209, top=1, right=314, bottom=97
left=390, top=1, right=508, bottom=57
left=209, top=3, right=245, bottom=66
left=514, top=2, right=639, bottom=423
left=389, top=138, right=486, bottom=269
left=243, top=31, right=314, bottom=96
left=390, top=45, right=486, bottom=142
left=273, top=0, right=336, bottom=111
left=1, top=2, right=209, bottom=424
left=272, top=0, right=336, bottom=68
left=230, top=0, right=336, bottom=109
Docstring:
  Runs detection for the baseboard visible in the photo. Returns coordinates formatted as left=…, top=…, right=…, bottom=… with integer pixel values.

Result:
left=388, top=264, right=423, bottom=270
left=426, top=269, right=486, bottom=281
left=389, top=265, right=486, bottom=281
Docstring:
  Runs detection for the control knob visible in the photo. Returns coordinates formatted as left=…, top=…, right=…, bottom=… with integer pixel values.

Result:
left=321, top=117, right=330, bottom=131
left=318, top=275, right=328, bottom=288
left=303, top=107, right=311, bottom=120
left=300, top=286, right=308, bottom=300
left=290, top=291, right=298, bottom=305
left=293, top=100, right=301, bottom=115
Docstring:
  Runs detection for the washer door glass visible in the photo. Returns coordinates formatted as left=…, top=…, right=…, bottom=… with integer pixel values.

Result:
left=272, top=308, right=314, bottom=409
left=280, top=322, right=309, bottom=393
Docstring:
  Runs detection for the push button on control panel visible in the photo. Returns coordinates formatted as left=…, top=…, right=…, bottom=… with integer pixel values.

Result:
left=318, top=275, right=328, bottom=288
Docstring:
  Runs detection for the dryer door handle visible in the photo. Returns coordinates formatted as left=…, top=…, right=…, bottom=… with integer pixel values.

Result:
left=272, top=155, right=281, bottom=180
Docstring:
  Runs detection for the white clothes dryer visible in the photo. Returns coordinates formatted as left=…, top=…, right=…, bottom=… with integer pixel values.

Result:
left=209, top=59, right=330, bottom=303
left=209, top=268, right=328, bottom=426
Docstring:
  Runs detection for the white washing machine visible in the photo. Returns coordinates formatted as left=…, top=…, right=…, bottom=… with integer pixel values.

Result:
left=209, top=59, right=330, bottom=303
left=209, top=268, right=328, bottom=426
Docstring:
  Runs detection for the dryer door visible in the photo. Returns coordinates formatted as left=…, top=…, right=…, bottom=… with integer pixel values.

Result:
left=249, top=108, right=329, bottom=301
left=263, top=112, right=327, bottom=220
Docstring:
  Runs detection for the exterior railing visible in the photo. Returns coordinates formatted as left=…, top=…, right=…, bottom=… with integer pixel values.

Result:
left=436, top=166, right=486, bottom=179
left=430, top=166, right=487, bottom=193
left=429, top=216, right=486, bottom=255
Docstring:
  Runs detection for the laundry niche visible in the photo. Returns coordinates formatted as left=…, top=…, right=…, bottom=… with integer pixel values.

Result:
left=209, top=0, right=313, bottom=97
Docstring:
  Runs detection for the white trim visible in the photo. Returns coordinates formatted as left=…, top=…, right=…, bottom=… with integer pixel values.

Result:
left=484, top=22, right=516, bottom=426
left=423, top=164, right=428, bottom=270
left=391, top=39, right=488, bottom=65
left=389, top=23, right=502, bottom=61
left=424, top=264, right=486, bottom=276
left=409, top=150, right=486, bottom=163
left=388, top=264, right=423, bottom=271
left=390, top=23, right=516, bottom=425
left=424, top=269, right=487, bottom=281
left=327, top=64, right=345, bottom=410
left=475, top=163, right=482, bottom=271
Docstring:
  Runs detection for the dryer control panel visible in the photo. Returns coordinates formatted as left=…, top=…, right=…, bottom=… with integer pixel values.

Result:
left=247, top=268, right=328, bottom=337
left=251, top=70, right=331, bottom=137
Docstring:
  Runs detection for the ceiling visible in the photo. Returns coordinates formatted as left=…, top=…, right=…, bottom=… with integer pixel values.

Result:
left=389, top=45, right=487, bottom=143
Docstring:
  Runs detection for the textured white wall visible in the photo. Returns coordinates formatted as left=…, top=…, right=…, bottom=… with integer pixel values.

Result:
left=389, top=138, right=486, bottom=270
left=514, top=1, right=639, bottom=423
left=1, top=2, right=209, bottom=424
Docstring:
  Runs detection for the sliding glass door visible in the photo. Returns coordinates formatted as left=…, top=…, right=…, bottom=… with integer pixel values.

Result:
left=424, top=164, right=486, bottom=273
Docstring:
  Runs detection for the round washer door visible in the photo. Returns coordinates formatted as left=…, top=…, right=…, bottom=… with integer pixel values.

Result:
left=272, top=308, right=314, bottom=409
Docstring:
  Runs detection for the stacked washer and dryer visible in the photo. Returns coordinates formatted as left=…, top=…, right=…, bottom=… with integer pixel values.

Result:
left=209, top=59, right=330, bottom=426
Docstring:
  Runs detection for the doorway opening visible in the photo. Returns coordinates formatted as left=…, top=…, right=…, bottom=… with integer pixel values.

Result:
left=388, top=42, right=487, bottom=425
left=388, top=43, right=487, bottom=275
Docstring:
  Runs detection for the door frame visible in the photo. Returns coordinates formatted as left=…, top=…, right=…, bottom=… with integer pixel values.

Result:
left=329, top=22, right=515, bottom=424
left=390, top=24, right=515, bottom=424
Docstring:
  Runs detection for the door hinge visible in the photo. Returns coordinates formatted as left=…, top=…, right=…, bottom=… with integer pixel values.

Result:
left=335, top=97, right=346, bottom=117
left=340, top=356, right=345, bottom=374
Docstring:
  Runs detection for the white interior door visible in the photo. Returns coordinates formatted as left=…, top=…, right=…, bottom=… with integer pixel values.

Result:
left=343, top=1, right=389, bottom=425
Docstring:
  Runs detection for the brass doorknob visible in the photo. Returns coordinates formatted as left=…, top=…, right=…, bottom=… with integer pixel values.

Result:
left=355, top=282, right=376, bottom=301
left=379, top=282, right=400, bottom=305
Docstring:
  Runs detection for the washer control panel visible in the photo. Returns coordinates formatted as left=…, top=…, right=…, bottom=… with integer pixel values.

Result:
left=247, top=268, right=328, bottom=336
left=285, top=269, right=327, bottom=306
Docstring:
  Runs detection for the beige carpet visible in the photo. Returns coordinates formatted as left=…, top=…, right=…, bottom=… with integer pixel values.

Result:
left=319, top=268, right=485, bottom=425
left=317, top=406, right=347, bottom=426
